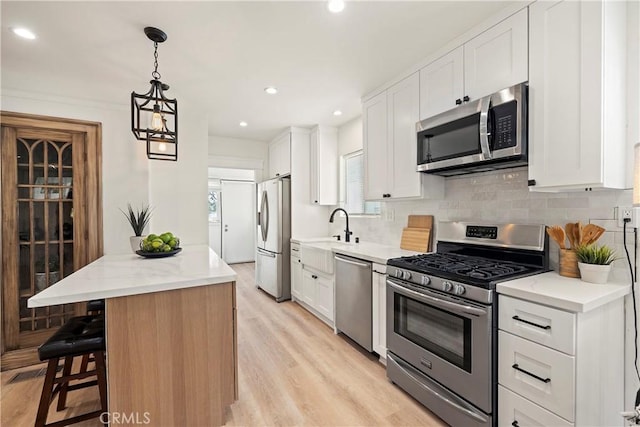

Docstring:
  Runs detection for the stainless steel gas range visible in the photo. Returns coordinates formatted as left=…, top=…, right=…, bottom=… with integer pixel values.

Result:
left=386, top=221, right=549, bottom=427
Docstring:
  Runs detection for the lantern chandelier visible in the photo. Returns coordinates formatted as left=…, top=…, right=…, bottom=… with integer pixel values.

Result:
left=131, top=27, right=178, bottom=161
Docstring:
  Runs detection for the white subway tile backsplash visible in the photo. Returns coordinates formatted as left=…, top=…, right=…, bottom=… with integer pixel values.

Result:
left=330, top=167, right=636, bottom=276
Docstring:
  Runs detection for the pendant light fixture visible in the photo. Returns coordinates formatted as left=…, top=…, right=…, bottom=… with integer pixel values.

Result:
left=131, top=27, right=178, bottom=161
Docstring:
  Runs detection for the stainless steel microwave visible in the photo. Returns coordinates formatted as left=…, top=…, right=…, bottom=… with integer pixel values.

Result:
left=416, top=82, right=528, bottom=176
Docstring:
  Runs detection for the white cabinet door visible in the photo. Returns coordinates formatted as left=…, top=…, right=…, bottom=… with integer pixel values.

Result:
left=301, top=268, right=316, bottom=307
left=388, top=72, right=422, bottom=199
left=363, top=91, right=388, bottom=201
left=498, top=385, right=573, bottom=427
left=419, top=46, right=464, bottom=120
left=268, top=132, right=291, bottom=178
left=372, top=266, right=387, bottom=360
left=315, top=274, right=334, bottom=322
left=291, top=255, right=302, bottom=300
left=528, top=0, right=627, bottom=191
left=310, top=126, right=338, bottom=205
left=464, top=8, right=528, bottom=100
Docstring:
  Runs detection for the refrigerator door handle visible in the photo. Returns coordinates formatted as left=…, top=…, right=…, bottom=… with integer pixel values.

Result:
left=257, top=248, right=276, bottom=258
left=262, top=190, right=270, bottom=242
left=259, top=190, right=268, bottom=242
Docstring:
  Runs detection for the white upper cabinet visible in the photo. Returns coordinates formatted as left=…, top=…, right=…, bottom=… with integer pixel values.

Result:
left=309, top=126, right=338, bottom=205
left=419, top=47, right=464, bottom=119
left=364, top=73, right=444, bottom=201
left=463, top=8, right=528, bottom=101
left=418, top=9, right=528, bottom=121
left=363, top=91, right=389, bottom=200
left=527, top=0, right=627, bottom=191
left=268, top=132, right=291, bottom=178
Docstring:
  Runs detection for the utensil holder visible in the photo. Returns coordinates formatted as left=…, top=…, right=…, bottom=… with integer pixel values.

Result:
left=559, top=249, right=580, bottom=278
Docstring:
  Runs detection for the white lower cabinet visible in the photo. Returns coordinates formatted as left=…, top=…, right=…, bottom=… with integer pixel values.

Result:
left=290, top=244, right=302, bottom=300
left=371, top=264, right=387, bottom=362
left=497, top=294, right=625, bottom=426
left=300, top=267, right=334, bottom=325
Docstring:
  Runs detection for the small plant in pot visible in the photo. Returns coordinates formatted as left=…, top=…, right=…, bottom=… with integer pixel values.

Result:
left=574, top=244, right=617, bottom=284
left=35, top=256, right=60, bottom=291
left=120, top=203, right=153, bottom=253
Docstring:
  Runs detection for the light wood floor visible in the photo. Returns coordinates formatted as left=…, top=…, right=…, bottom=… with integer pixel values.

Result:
left=1, top=262, right=445, bottom=426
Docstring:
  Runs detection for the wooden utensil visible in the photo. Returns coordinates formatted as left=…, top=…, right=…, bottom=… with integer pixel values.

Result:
left=565, top=223, right=576, bottom=249
left=546, top=225, right=566, bottom=249
left=575, top=221, right=583, bottom=247
left=581, top=224, right=605, bottom=246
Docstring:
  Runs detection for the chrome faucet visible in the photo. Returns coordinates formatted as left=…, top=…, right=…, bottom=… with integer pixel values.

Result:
left=329, top=208, right=352, bottom=243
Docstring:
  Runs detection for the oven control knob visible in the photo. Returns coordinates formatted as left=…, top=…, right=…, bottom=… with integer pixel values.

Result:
left=402, top=271, right=412, bottom=280
left=395, top=269, right=403, bottom=278
left=442, top=281, right=453, bottom=292
left=453, top=284, right=466, bottom=295
left=421, top=276, right=431, bottom=286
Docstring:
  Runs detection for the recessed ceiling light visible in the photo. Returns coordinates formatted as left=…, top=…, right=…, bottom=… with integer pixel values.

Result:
left=264, top=87, right=278, bottom=95
left=333, top=110, right=343, bottom=116
left=12, top=27, right=36, bottom=40
left=239, top=121, right=248, bottom=127
left=327, top=0, right=345, bottom=13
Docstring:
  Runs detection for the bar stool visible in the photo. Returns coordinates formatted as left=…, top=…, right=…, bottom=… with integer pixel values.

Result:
left=35, top=315, right=107, bottom=427
left=86, top=299, right=105, bottom=315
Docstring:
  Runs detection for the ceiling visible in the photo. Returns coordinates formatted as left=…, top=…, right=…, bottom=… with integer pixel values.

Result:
left=1, top=1, right=515, bottom=141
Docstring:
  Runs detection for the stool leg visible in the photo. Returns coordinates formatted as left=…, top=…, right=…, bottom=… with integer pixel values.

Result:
left=94, top=351, right=108, bottom=415
left=79, top=353, right=89, bottom=374
left=35, top=358, right=59, bottom=427
left=56, top=356, right=74, bottom=411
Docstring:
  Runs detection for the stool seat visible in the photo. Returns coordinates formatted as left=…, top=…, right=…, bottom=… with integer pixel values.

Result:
left=38, top=315, right=105, bottom=361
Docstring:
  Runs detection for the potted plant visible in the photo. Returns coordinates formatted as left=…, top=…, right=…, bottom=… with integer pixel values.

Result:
left=120, top=203, right=153, bottom=253
left=574, top=244, right=617, bottom=284
left=35, top=256, right=60, bottom=291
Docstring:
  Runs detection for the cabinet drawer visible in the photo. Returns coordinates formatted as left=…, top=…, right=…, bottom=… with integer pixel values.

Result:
left=499, top=295, right=576, bottom=355
left=291, top=242, right=300, bottom=257
left=498, top=331, right=575, bottom=422
left=498, top=386, right=572, bottom=427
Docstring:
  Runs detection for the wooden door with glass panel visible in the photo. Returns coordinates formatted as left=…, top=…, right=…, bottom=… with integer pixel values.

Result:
left=1, top=112, right=102, bottom=370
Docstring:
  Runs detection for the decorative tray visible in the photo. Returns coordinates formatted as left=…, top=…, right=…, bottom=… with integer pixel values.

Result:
left=135, top=248, right=182, bottom=258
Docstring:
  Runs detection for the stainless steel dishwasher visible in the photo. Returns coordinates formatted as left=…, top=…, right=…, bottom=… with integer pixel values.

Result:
left=335, top=254, right=373, bottom=352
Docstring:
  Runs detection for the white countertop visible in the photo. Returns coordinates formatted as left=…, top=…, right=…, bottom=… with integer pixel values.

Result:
left=294, top=239, right=421, bottom=265
left=497, top=271, right=631, bottom=313
left=28, top=245, right=237, bottom=308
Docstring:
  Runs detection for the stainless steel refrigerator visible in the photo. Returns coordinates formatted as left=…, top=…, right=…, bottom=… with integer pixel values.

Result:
left=256, top=176, right=291, bottom=302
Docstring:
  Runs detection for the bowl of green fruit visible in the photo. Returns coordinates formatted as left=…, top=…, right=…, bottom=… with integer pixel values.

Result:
left=136, top=232, right=181, bottom=258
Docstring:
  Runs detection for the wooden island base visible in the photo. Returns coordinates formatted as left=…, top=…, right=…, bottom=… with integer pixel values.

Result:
left=106, top=282, right=237, bottom=426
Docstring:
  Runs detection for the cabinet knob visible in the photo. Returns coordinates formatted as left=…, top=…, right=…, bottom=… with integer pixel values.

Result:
left=463, top=95, right=470, bottom=102
left=312, top=274, right=318, bottom=279
left=314, top=200, right=318, bottom=203
left=455, top=98, right=462, bottom=105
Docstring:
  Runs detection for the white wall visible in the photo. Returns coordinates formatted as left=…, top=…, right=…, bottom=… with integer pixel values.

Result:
left=1, top=89, right=209, bottom=254
left=337, top=116, right=363, bottom=157
left=208, top=135, right=268, bottom=182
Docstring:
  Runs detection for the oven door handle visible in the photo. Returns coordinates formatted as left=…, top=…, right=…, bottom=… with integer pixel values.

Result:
left=387, top=279, right=487, bottom=317
left=479, top=95, right=492, bottom=160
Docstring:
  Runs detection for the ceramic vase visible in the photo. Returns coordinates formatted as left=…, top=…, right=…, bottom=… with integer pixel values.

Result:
left=577, top=262, right=611, bottom=284
left=130, top=235, right=145, bottom=253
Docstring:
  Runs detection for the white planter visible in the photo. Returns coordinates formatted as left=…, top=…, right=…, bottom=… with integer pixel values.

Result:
left=577, top=262, right=611, bottom=284
left=130, top=235, right=146, bottom=253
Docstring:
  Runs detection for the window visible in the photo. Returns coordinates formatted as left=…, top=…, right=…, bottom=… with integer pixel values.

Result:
left=208, top=180, right=221, bottom=223
left=341, top=150, right=380, bottom=215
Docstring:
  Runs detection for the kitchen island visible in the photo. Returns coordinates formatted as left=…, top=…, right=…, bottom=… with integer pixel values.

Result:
left=28, top=245, right=237, bottom=426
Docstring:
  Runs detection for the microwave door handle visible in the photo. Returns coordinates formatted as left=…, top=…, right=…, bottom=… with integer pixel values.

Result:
left=479, top=95, right=492, bottom=160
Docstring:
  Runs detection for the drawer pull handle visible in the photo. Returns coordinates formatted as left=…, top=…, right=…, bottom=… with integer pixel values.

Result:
left=512, top=315, right=551, bottom=330
left=512, top=422, right=520, bottom=427
left=512, top=364, right=551, bottom=383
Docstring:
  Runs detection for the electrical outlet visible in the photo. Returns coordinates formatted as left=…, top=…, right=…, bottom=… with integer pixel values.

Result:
left=616, top=206, right=640, bottom=228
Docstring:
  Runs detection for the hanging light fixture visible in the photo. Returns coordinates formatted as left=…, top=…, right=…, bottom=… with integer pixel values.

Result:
left=131, top=27, right=178, bottom=161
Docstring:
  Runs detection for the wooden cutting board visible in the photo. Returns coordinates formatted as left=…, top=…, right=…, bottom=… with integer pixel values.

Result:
left=400, top=227, right=431, bottom=252
left=407, top=215, right=433, bottom=230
